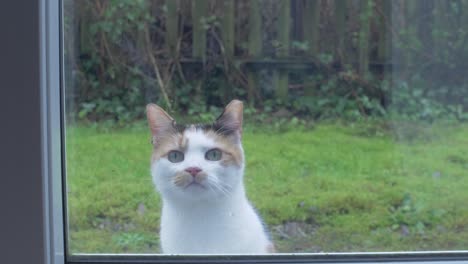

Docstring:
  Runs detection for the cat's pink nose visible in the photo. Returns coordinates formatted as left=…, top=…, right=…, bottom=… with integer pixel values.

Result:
left=185, top=167, right=202, bottom=177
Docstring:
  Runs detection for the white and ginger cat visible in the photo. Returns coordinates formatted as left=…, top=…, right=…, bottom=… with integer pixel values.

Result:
left=146, top=100, right=274, bottom=254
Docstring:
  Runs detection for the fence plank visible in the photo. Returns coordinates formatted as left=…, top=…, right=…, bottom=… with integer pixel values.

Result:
left=358, top=0, right=372, bottom=77
left=380, top=0, right=392, bottom=107
left=406, top=0, right=418, bottom=68
left=247, top=0, right=262, bottom=105
left=248, top=0, right=262, bottom=57
left=192, top=0, right=208, bottom=61
left=464, top=0, right=468, bottom=26
left=221, top=0, right=235, bottom=58
left=79, top=4, right=92, bottom=55
left=275, top=0, right=291, bottom=100
left=166, top=0, right=178, bottom=57
left=303, top=0, right=320, bottom=56
left=418, top=0, right=434, bottom=56
left=334, top=0, right=347, bottom=63
left=434, top=0, right=448, bottom=54
left=377, top=0, right=389, bottom=62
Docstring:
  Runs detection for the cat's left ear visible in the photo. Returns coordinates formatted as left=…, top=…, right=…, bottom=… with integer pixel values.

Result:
left=215, top=100, right=243, bottom=139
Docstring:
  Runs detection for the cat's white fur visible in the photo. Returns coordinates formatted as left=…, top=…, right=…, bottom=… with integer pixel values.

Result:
left=151, top=128, right=272, bottom=254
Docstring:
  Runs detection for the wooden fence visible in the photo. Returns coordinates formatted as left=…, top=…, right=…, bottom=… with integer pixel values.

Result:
left=72, top=0, right=466, bottom=108
left=160, top=0, right=393, bottom=104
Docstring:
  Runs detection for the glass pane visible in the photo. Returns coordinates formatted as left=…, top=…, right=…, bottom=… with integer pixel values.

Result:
left=63, top=0, right=468, bottom=255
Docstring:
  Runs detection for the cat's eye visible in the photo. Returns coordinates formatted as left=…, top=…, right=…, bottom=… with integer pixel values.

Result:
left=167, top=150, right=184, bottom=163
left=205, top=148, right=222, bottom=161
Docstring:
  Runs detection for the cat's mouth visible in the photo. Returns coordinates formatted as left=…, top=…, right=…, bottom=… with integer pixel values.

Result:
left=184, top=181, right=206, bottom=190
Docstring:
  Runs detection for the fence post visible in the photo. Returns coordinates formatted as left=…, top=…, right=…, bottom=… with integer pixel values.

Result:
left=166, top=0, right=178, bottom=58
left=358, top=0, right=372, bottom=77
left=247, top=0, right=262, bottom=105
left=274, top=0, right=291, bottom=101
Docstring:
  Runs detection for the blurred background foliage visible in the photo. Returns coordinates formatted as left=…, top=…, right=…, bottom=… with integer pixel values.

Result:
left=64, top=0, right=468, bottom=125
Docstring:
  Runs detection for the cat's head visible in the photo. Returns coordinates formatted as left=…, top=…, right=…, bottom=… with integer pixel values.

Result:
left=146, top=100, right=245, bottom=203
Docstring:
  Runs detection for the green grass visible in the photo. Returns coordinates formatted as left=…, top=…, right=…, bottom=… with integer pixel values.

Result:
left=66, top=120, right=468, bottom=253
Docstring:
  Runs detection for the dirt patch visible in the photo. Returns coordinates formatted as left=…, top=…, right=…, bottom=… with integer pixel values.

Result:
left=271, top=221, right=322, bottom=253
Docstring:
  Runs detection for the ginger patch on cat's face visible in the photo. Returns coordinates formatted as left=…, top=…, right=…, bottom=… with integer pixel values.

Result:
left=151, top=133, right=185, bottom=162
left=204, top=130, right=243, bottom=168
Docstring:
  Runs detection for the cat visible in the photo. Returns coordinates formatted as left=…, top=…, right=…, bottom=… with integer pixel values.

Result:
left=146, top=100, right=274, bottom=254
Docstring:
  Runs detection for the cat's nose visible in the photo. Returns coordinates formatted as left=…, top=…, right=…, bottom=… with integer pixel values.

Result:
left=185, top=167, right=202, bottom=177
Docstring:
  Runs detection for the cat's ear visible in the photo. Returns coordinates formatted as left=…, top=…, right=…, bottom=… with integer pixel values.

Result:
left=215, top=100, right=243, bottom=139
left=146, top=104, right=176, bottom=141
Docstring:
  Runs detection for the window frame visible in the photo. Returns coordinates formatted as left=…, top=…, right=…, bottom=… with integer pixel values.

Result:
left=17, top=0, right=468, bottom=263
left=41, top=0, right=66, bottom=263
left=67, top=252, right=468, bottom=264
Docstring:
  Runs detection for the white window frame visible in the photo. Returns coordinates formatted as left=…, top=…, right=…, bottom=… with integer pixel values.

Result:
left=2, top=0, right=466, bottom=263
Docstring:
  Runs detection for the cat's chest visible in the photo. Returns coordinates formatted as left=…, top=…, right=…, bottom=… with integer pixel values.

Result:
left=160, top=202, right=256, bottom=253
left=163, top=204, right=243, bottom=233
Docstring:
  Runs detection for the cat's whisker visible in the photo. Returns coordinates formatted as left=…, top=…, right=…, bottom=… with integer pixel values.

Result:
left=219, top=184, right=233, bottom=197
left=212, top=184, right=227, bottom=196
left=206, top=183, right=217, bottom=195
left=207, top=176, right=232, bottom=197
left=205, top=175, right=223, bottom=196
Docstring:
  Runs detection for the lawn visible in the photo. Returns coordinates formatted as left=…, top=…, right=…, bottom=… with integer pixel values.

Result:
left=66, top=120, right=468, bottom=253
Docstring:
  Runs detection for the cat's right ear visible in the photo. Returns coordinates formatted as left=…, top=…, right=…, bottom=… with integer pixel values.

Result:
left=146, top=104, right=176, bottom=142
left=215, top=100, right=243, bottom=140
